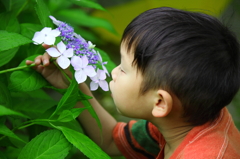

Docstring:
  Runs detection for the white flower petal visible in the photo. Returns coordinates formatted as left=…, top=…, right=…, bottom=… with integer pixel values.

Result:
left=57, top=41, right=66, bottom=53
left=57, top=56, right=70, bottom=69
left=32, top=32, right=45, bottom=44
left=71, top=56, right=82, bottom=70
left=99, top=80, right=109, bottom=91
left=84, top=66, right=96, bottom=77
left=90, top=74, right=98, bottom=82
left=46, top=47, right=61, bottom=57
left=97, top=51, right=102, bottom=62
left=49, top=29, right=60, bottom=37
left=98, top=69, right=106, bottom=80
left=63, top=48, right=74, bottom=58
left=90, top=81, right=98, bottom=91
left=49, top=15, right=62, bottom=26
left=44, top=35, right=55, bottom=45
left=41, top=27, right=51, bottom=34
left=102, top=65, right=110, bottom=77
left=81, top=55, right=89, bottom=67
left=75, top=70, right=87, bottom=84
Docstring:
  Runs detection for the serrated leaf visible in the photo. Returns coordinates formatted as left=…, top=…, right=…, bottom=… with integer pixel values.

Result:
left=0, top=118, right=25, bottom=143
left=57, top=9, right=116, bottom=34
left=0, top=105, right=28, bottom=118
left=71, top=0, right=106, bottom=11
left=0, top=47, right=19, bottom=67
left=57, top=108, right=88, bottom=122
left=20, top=23, right=43, bottom=39
left=0, top=30, right=32, bottom=52
left=8, top=70, right=48, bottom=92
left=35, top=0, right=53, bottom=27
left=56, top=126, right=110, bottom=159
left=8, top=54, right=48, bottom=92
left=12, top=90, right=57, bottom=119
left=18, top=129, right=72, bottom=159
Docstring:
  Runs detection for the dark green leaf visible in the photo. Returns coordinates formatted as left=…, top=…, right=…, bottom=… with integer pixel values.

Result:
left=0, top=30, right=32, bottom=52
left=0, top=80, right=12, bottom=108
left=0, top=118, right=26, bottom=143
left=57, top=126, right=111, bottom=159
left=52, top=78, right=79, bottom=116
left=0, top=47, right=19, bottom=67
left=57, top=10, right=116, bottom=34
left=0, top=12, right=20, bottom=33
left=20, top=23, right=43, bottom=39
left=0, top=105, right=28, bottom=118
left=70, top=0, right=106, bottom=11
left=18, top=129, right=72, bottom=159
left=12, top=89, right=57, bottom=119
left=57, top=108, right=88, bottom=122
left=35, top=0, right=53, bottom=27
left=0, top=0, right=26, bottom=15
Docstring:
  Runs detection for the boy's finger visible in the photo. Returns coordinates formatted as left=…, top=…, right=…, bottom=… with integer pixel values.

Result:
left=42, top=53, right=51, bottom=66
left=26, top=60, right=33, bottom=65
left=34, top=55, right=43, bottom=65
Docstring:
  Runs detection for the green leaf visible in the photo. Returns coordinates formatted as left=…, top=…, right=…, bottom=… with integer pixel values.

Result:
left=35, top=0, right=53, bottom=27
left=18, top=129, right=72, bottom=159
left=57, top=10, right=116, bottom=34
left=0, top=80, right=12, bottom=108
left=20, top=23, right=43, bottom=39
left=0, top=12, right=20, bottom=33
left=0, top=105, right=28, bottom=118
left=0, top=47, right=19, bottom=67
left=8, top=54, right=48, bottom=92
left=8, top=70, right=48, bottom=92
left=0, top=118, right=26, bottom=143
left=52, top=78, right=79, bottom=116
left=57, top=108, right=88, bottom=122
left=0, top=30, right=32, bottom=52
left=12, top=90, right=57, bottom=119
left=56, top=126, right=111, bottom=159
left=70, top=0, right=106, bottom=11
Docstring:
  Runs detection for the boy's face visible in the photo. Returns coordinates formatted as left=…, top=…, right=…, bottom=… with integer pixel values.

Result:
left=109, top=43, right=154, bottom=119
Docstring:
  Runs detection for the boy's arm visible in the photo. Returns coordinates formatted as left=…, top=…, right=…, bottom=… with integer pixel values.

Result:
left=76, top=83, right=121, bottom=155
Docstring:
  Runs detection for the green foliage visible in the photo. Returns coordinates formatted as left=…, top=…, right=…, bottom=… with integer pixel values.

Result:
left=0, top=0, right=115, bottom=158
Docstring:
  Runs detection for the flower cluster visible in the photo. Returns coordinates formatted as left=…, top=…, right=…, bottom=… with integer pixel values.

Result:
left=32, top=16, right=109, bottom=91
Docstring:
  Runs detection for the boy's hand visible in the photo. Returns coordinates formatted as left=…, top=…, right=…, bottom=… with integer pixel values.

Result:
left=26, top=44, right=72, bottom=89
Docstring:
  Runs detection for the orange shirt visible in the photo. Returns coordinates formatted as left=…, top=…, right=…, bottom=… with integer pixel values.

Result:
left=113, top=108, right=240, bottom=159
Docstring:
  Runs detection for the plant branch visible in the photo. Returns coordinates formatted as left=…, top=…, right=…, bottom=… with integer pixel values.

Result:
left=0, top=63, right=35, bottom=74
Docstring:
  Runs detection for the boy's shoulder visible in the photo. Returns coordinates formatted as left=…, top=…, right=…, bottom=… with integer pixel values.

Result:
left=172, top=108, right=240, bottom=159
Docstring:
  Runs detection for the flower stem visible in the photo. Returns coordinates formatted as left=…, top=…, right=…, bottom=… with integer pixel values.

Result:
left=53, top=61, right=72, bottom=83
left=0, top=63, right=35, bottom=74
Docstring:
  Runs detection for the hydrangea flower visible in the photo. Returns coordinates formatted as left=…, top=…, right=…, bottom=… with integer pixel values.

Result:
left=32, top=27, right=60, bottom=45
left=90, top=69, right=109, bottom=91
left=71, top=55, right=96, bottom=84
left=32, top=15, right=110, bottom=91
left=46, top=41, right=73, bottom=69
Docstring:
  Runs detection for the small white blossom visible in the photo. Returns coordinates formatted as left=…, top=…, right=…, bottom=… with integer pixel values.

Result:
left=90, top=69, right=109, bottom=91
left=71, top=55, right=96, bottom=84
left=32, top=27, right=60, bottom=45
left=46, top=41, right=73, bottom=69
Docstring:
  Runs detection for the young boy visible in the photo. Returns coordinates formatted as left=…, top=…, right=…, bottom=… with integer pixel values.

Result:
left=27, top=7, right=240, bottom=159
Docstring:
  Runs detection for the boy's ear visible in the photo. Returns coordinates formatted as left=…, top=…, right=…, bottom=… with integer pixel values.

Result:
left=152, top=90, right=172, bottom=118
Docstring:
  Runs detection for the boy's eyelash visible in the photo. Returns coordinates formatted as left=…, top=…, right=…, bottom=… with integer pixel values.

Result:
left=119, top=67, right=125, bottom=72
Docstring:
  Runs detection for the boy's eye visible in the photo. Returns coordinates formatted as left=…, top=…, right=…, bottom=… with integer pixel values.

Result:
left=119, top=67, right=125, bottom=73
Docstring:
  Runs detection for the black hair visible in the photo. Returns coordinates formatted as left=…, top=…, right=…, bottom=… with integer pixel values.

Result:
left=121, top=7, right=240, bottom=126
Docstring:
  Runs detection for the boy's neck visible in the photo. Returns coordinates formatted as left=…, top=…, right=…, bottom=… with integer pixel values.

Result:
left=152, top=120, right=193, bottom=158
